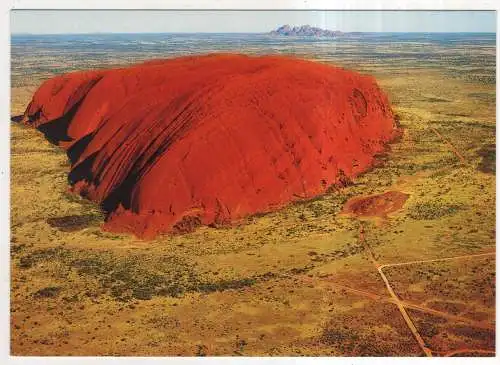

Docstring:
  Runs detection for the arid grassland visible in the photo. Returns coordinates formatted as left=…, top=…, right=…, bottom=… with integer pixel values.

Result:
left=10, top=37, right=495, bottom=356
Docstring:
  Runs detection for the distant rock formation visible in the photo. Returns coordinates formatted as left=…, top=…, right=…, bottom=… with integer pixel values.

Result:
left=269, top=24, right=343, bottom=37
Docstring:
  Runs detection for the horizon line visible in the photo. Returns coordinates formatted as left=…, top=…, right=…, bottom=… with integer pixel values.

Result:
left=11, top=30, right=497, bottom=35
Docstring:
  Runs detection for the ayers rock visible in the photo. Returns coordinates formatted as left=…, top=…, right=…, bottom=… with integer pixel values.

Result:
left=21, top=54, right=399, bottom=239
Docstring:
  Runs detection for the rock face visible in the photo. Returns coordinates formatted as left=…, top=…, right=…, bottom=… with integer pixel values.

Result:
left=269, top=24, right=343, bottom=37
left=22, top=54, right=399, bottom=239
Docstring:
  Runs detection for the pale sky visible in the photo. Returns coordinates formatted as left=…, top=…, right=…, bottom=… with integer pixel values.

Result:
left=10, top=10, right=497, bottom=34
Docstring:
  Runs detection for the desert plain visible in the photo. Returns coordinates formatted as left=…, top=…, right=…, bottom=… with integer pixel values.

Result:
left=9, top=33, right=496, bottom=356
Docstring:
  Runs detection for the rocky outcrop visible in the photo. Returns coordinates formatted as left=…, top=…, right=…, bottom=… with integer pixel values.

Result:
left=269, top=24, right=343, bottom=37
left=23, top=54, right=398, bottom=239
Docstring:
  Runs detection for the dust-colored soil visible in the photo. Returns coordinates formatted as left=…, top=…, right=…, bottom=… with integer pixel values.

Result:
left=10, top=41, right=495, bottom=356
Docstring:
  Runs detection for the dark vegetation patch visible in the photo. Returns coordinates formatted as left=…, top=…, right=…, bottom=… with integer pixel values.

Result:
left=18, top=246, right=69, bottom=269
left=408, top=308, right=495, bottom=352
left=172, top=216, right=202, bottom=234
left=319, top=303, right=419, bottom=356
left=422, top=96, right=450, bottom=103
left=408, top=200, right=464, bottom=220
left=69, top=253, right=200, bottom=301
left=405, top=309, right=446, bottom=343
left=321, top=327, right=360, bottom=345
left=11, top=148, right=63, bottom=155
left=476, top=144, right=495, bottom=174
left=428, top=169, right=451, bottom=178
left=10, top=114, right=24, bottom=123
left=450, top=352, right=495, bottom=357
left=467, top=92, right=496, bottom=103
left=430, top=119, right=495, bottom=131
left=445, top=112, right=470, bottom=117
left=34, top=286, right=61, bottom=298
left=16, top=246, right=279, bottom=301
left=240, top=183, right=350, bottom=240
left=464, top=74, right=496, bottom=85
left=427, top=300, right=467, bottom=316
left=46, top=214, right=103, bottom=232
left=449, top=325, right=495, bottom=343
left=10, top=243, right=27, bottom=255
left=428, top=120, right=495, bottom=154
left=193, top=278, right=257, bottom=294
left=428, top=120, right=495, bottom=155
left=384, top=258, right=495, bottom=308
left=390, top=150, right=460, bottom=175
left=15, top=232, right=371, bottom=303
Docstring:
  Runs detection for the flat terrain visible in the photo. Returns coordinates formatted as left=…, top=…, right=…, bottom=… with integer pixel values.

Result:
left=10, top=34, right=496, bottom=356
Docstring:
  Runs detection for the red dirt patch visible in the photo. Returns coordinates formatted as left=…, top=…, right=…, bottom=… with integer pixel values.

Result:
left=22, top=53, right=399, bottom=238
left=341, top=191, right=410, bottom=218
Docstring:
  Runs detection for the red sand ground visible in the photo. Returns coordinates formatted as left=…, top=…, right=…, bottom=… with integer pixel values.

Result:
left=22, top=54, right=399, bottom=239
left=341, top=191, right=410, bottom=218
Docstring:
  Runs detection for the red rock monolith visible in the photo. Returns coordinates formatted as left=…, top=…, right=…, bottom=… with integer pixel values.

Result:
left=22, top=54, right=399, bottom=238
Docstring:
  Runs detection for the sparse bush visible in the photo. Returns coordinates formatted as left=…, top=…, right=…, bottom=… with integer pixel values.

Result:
left=46, top=214, right=103, bottom=232
left=408, top=200, right=463, bottom=220
left=477, top=144, right=495, bottom=174
left=34, top=286, right=61, bottom=298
